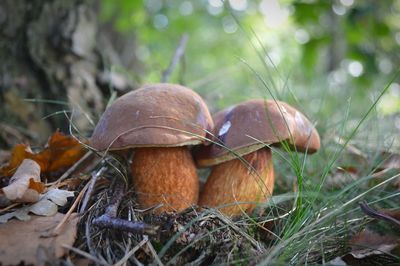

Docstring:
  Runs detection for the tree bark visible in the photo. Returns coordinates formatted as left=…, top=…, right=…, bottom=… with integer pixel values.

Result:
left=0, top=0, right=131, bottom=148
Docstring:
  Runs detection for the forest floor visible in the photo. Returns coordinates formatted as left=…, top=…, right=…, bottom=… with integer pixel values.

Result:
left=0, top=106, right=399, bottom=265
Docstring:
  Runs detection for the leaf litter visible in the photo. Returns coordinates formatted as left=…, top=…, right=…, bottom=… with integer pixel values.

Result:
left=0, top=128, right=398, bottom=265
left=348, top=229, right=399, bottom=259
left=0, top=212, right=79, bottom=265
left=1, top=159, right=44, bottom=202
left=0, top=130, right=87, bottom=178
left=326, top=141, right=400, bottom=189
left=0, top=130, right=85, bottom=264
left=0, top=188, right=75, bottom=223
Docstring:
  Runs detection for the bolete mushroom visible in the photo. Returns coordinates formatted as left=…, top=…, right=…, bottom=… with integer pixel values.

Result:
left=90, top=83, right=213, bottom=213
left=194, top=99, right=320, bottom=215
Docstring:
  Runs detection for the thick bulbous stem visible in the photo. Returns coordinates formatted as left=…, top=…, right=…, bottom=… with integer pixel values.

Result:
left=131, top=147, right=199, bottom=213
left=199, top=148, right=274, bottom=216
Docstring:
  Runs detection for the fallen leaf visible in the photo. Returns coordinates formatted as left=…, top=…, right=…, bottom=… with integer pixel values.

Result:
left=373, top=151, right=400, bottom=171
left=334, top=139, right=368, bottom=169
left=42, top=188, right=75, bottom=206
left=0, top=208, right=31, bottom=222
left=0, top=212, right=79, bottom=265
left=0, top=188, right=75, bottom=223
left=1, top=159, right=43, bottom=202
left=0, top=130, right=87, bottom=177
left=0, top=144, right=33, bottom=177
left=326, top=168, right=358, bottom=189
left=348, top=229, right=399, bottom=259
left=37, top=130, right=87, bottom=173
left=29, top=197, right=59, bottom=217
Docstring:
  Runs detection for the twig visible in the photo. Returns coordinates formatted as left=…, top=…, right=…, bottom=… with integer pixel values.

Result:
left=161, top=33, right=189, bottom=83
left=62, top=244, right=109, bottom=265
left=80, top=166, right=107, bottom=213
left=134, top=203, right=164, bottom=213
left=114, top=237, right=148, bottom=266
left=146, top=235, right=164, bottom=266
left=49, top=181, right=89, bottom=236
left=0, top=202, right=20, bottom=214
left=132, top=257, right=144, bottom=266
left=103, top=177, right=125, bottom=217
left=92, top=178, right=159, bottom=236
left=359, top=201, right=400, bottom=227
left=48, top=151, right=93, bottom=187
left=93, top=215, right=159, bottom=236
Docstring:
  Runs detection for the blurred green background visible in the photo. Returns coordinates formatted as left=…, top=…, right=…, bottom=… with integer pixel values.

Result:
left=99, top=0, right=400, bottom=129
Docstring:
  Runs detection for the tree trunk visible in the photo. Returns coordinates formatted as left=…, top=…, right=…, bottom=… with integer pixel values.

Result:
left=0, top=0, right=131, bottom=148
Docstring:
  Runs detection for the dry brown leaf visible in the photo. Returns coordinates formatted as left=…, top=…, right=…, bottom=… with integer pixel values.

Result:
left=36, top=130, right=87, bottom=173
left=0, top=212, right=79, bottom=265
left=349, top=229, right=399, bottom=259
left=373, top=151, right=400, bottom=171
left=0, top=130, right=87, bottom=177
left=326, top=168, right=359, bottom=189
left=0, top=144, right=33, bottom=177
left=1, top=159, right=43, bottom=202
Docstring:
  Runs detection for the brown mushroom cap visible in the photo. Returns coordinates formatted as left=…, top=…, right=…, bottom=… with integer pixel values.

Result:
left=90, top=83, right=213, bottom=151
left=195, top=99, right=320, bottom=167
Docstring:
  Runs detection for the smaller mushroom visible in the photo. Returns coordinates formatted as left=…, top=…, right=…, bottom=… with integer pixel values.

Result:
left=194, top=99, right=320, bottom=216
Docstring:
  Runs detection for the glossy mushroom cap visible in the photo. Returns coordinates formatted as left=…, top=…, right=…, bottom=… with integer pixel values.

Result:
left=195, top=99, right=320, bottom=167
left=90, top=83, right=214, bottom=151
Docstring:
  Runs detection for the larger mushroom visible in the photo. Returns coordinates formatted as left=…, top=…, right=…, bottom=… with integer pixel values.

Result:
left=90, top=83, right=213, bottom=213
left=195, top=99, right=320, bottom=215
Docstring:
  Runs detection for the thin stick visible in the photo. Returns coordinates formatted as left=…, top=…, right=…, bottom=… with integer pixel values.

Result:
left=80, top=166, right=106, bottom=213
left=161, top=33, right=189, bottom=83
left=62, top=244, right=109, bottom=266
left=103, top=177, right=125, bottom=217
left=132, top=257, right=145, bottom=266
left=50, top=181, right=89, bottom=236
left=48, top=151, right=93, bottom=187
left=0, top=202, right=20, bottom=214
left=359, top=201, right=400, bottom=227
left=93, top=215, right=159, bottom=235
left=114, top=237, right=148, bottom=266
left=147, top=236, right=164, bottom=266
left=85, top=213, right=97, bottom=258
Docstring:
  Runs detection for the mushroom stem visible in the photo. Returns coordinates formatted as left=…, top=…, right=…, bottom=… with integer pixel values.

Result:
left=199, top=148, right=274, bottom=216
left=131, top=147, right=199, bottom=213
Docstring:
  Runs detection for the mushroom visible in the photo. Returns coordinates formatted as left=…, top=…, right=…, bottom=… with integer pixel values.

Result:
left=194, top=99, right=320, bottom=215
left=90, top=83, right=213, bottom=213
